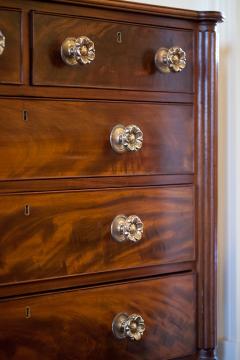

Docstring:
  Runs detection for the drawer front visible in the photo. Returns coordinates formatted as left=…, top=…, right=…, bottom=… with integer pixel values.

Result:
left=32, top=11, right=193, bottom=92
left=0, top=186, right=194, bottom=285
left=0, top=99, right=193, bottom=180
left=0, top=274, right=196, bottom=360
left=0, top=8, right=22, bottom=84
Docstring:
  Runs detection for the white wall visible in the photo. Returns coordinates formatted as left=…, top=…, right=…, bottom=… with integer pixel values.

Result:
left=216, top=0, right=240, bottom=358
left=130, top=0, right=239, bottom=359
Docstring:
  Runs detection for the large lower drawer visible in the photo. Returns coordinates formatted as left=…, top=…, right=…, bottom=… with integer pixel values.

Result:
left=31, top=11, right=193, bottom=93
left=0, top=273, right=196, bottom=360
left=0, top=186, right=194, bottom=285
left=0, top=99, right=193, bottom=180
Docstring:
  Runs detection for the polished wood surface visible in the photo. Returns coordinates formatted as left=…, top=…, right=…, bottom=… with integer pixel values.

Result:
left=0, top=261, right=195, bottom=299
left=0, top=0, right=221, bottom=358
left=0, top=99, right=193, bottom=180
left=0, top=186, right=194, bottom=285
left=0, top=274, right=196, bottom=360
left=42, top=0, right=223, bottom=23
left=0, top=0, right=198, bottom=102
left=32, top=11, right=193, bottom=92
left=0, top=8, right=22, bottom=84
left=196, top=23, right=218, bottom=351
left=0, top=85, right=194, bottom=103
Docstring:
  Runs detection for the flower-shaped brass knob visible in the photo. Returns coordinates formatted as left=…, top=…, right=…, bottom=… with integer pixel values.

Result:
left=111, top=215, right=144, bottom=243
left=61, top=36, right=95, bottom=66
left=112, top=313, right=145, bottom=341
left=155, top=47, right=186, bottom=73
left=110, top=124, right=143, bottom=153
left=0, top=30, right=5, bottom=56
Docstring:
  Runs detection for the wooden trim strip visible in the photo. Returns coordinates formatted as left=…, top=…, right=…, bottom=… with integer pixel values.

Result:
left=0, top=174, right=194, bottom=194
left=46, top=0, right=223, bottom=23
left=196, top=22, right=218, bottom=349
left=0, top=261, right=195, bottom=300
left=0, top=87, right=195, bottom=102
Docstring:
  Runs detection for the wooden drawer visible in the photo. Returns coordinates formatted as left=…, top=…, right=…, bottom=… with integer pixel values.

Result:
left=0, top=186, right=194, bottom=285
left=0, top=8, right=22, bottom=84
left=31, top=11, right=193, bottom=92
left=0, top=274, right=196, bottom=360
left=0, top=99, right=193, bottom=180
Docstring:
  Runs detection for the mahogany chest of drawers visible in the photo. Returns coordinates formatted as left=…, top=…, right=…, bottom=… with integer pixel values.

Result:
left=0, top=1, right=222, bottom=359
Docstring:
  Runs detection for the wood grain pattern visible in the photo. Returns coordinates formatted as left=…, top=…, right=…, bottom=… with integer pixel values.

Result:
left=32, top=11, right=193, bottom=92
left=0, top=186, right=194, bottom=285
left=0, top=8, right=22, bottom=84
left=0, top=99, right=194, bottom=180
left=0, top=0, right=221, bottom=358
left=0, top=0, right=197, bottom=101
left=0, top=274, right=196, bottom=360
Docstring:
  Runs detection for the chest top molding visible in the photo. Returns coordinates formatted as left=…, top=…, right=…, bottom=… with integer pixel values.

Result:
left=42, top=0, right=223, bottom=23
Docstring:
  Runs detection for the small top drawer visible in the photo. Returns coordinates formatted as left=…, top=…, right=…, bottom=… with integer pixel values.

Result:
left=0, top=8, right=22, bottom=84
left=31, top=11, right=193, bottom=92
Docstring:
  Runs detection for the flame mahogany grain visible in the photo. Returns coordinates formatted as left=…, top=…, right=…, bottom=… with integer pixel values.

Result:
left=0, top=0, right=222, bottom=358
left=0, top=186, right=194, bottom=286
left=32, top=11, right=194, bottom=92
left=0, top=99, right=193, bottom=181
left=0, top=274, right=196, bottom=360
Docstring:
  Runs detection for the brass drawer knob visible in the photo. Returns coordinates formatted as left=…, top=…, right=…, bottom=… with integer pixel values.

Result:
left=0, top=30, right=5, bottom=55
left=61, top=36, right=95, bottom=65
left=112, top=313, right=145, bottom=341
left=155, top=47, right=186, bottom=73
left=111, top=215, right=143, bottom=243
left=110, top=124, right=143, bottom=153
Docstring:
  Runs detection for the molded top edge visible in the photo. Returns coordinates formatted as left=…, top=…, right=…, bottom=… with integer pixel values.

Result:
left=46, top=0, right=224, bottom=23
